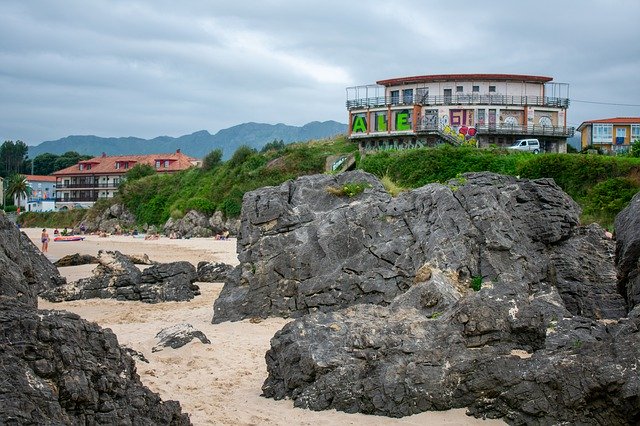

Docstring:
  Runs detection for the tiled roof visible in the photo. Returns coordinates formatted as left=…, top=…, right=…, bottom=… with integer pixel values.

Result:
left=25, top=175, right=57, bottom=182
left=376, top=73, right=553, bottom=86
left=577, top=117, right=640, bottom=131
left=52, top=150, right=197, bottom=176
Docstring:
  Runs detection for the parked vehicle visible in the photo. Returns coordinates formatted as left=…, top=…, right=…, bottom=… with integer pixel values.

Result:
left=507, top=138, right=541, bottom=153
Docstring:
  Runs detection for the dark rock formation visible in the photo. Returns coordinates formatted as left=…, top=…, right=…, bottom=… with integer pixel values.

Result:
left=0, top=213, right=190, bottom=424
left=197, top=261, right=234, bottom=282
left=152, top=323, right=211, bottom=352
left=0, top=213, right=65, bottom=306
left=82, top=203, right=136, bottom=234
left=213, top=171, right=626, bottom=323
left=163, top=210, right=239, bottom=239
left=0, top=300, right=190, bottom=424
left=41, top=251, right=199, bottom=303
left=54, top=253, right=99, bottom=267
left=263, top=285, right=640, bottom=424
left=615, top=190, right=640, bottom=310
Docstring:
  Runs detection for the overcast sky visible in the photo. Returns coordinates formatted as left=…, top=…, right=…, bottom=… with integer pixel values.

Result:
left=1, top=0, right=639, bottom=145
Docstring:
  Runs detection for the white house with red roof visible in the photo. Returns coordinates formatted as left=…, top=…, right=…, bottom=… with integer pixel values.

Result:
left=577, top=117, right=640, bottom=153
left=346, top=73, right=573, bottom=153
left=15, top=175, right=58, bottom=212
left=52, top=149, right=199, bottom=209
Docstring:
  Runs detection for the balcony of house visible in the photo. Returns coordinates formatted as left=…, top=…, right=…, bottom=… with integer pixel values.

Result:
left=55, top=195, right=98, bottom=203
left=415, top=121, right=574, bottom=138
left=56, top=182, right=120, bottom=189
left=346, top=94, right=570, bottom=110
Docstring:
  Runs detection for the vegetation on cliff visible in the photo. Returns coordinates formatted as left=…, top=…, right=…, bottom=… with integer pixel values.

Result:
left=16, top=137, right=640, bottom=231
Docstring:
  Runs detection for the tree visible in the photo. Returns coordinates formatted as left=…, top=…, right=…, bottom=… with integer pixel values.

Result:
left=0, top=140, right=29, bottom=178
left=202, top=148, right=223, bottom=171
left=33, top=153, right=59, bottom=175
left=6, top=174, right=31, bottom=210
left=53, top=151, right=93, bottom=172
left=261, top=139, right=286, bottom=153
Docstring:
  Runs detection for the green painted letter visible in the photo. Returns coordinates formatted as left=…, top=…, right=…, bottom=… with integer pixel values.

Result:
left=377, top=114, right=387, bottom=131
left=396, top=112, right=410, bottom=130
left=352, top=116, right=367, bottom=133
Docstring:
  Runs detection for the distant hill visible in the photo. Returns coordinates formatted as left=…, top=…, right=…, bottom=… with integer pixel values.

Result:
left=27, top=121, right=348, bottom=160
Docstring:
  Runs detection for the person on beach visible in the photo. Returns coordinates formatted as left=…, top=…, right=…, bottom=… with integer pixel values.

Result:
left=40, top=228, right=50, bottom=252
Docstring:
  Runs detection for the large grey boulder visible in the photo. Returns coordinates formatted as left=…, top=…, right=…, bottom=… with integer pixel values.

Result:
left=82, top=203, right=136, bottom=234
left=163, top=210, right=239, bottom=239
left=213, top=171, right=625, bottom=323
left=0, top=300, right=191, bottom=425
left=263, top=281, right=639, bottom=424
left=197, top=261, right=234, bottom=282
left=41, top=251, right=199, bottom=303
left=0, top=213, right=65, bottom=306
left=615, top=190, right=640, bottom=310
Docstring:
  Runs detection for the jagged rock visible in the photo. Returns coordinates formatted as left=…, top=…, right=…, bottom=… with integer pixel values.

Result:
left=213, top=171, right=625, bottom=323
left=152, top=323, right=211, bottom=352
left=54, top=253, right=99, bottom=267
left=139, top=262, right=200, bottom=303
left=615, top=190, right=640, bottom=310
left=0, top=213, right=65, bottom=306
left=0, top=300, right=190, bottom=424
left=127, top=253, right=155, bottom=265
left=41, top=251, right=199, bottom=303
left=197, top=261, right=234, bottom=282
left=82, top=203, right=136, bottom=233
left=163, top=210, right=239, bottom=239
left=123, top=346, right=150, bottom=363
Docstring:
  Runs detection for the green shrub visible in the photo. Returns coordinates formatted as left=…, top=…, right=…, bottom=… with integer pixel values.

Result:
left=471, top=276, right=483, bottom=291
left=184, top=197, right=216, bottom=215
left=582, top=177, right=640, bottom=228
left=228, top=145, right=257, bottom=168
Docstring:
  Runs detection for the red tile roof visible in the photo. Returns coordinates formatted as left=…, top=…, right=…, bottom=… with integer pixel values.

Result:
left=52, top=150, right=198, bottom=176
left=376, top=73, right=553, bottom=86
left=25, top=175, right=57, bottom=182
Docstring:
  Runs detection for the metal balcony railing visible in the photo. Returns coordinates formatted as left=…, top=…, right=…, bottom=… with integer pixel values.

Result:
left=56, top=183, right=119, bottom=189
left=346, top=94, right=570, bottom=110
left=55, top=196, right=98, bottom=202
left=414, top=122, right=574, bottom=137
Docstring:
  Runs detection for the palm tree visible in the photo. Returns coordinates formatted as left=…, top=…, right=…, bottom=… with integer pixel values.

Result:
left=6, top=174, right=31, bottom=212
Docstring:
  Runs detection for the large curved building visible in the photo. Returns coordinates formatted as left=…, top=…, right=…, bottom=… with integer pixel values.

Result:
left=346, top=73, right=573, bottom=153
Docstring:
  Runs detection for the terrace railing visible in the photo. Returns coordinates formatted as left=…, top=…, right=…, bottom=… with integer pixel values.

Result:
left=346, top=94, right=570, bottom=110
left=415, top=121, right=574, bottom=138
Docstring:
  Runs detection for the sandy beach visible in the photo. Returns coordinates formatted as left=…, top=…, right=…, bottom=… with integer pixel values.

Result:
left=25, top=228, right=503, bottom=425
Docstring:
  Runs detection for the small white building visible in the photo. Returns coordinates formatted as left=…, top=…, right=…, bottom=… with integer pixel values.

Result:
left=15, top=175, right=58, bottom=212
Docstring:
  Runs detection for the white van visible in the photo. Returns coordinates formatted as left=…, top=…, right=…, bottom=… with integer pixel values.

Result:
left=508, top=139, right=541, bottom=154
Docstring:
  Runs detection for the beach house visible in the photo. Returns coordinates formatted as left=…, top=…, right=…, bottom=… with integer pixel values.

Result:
left=346, top=73, right=573, bottom=153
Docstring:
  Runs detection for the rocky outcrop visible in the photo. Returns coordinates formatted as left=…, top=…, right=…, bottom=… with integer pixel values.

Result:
left=152, top=324, right=211, bottom=352
left=615, top=190, right=640, bottom=310
left=163, top=210, right=239, bottom=239
left=0, top=214, right=190, bottom=424
left=263, top=283, right=640, bottom=424
left=0, top=300, right=191, bottom=425
left=82, top=203, right=137, bottom=234
left=0, top=213, right=65, bottom=306
left=197, top=261, right=234, bottom=283
left=213, top=171, right=626, bottom=323
left=41, top=251, right=199, bottom=303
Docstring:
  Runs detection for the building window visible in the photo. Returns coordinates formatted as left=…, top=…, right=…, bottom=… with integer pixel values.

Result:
left=115, top=162, right=120, bottom=169
left=402, top=89, right=413, bottom=104
left=164, top=160, right=169, bottom=168
left=592, top=124, right=613, bottom=144
left=472, top=86, right=480, bottom=92
left=390, top=90, right=399, bottom=105
left=456, top=86, right=463, bottom=93
left=632, top=124, right=640, bottom=141
left=155, top=160, right=161, bottom=168
left=113, top=178, right=120, bottom=186
left=489, top=85, right=496, bottom=93
left=79, top=164, right=84, bottom=170
left=124, top=162, right=129, bottom=169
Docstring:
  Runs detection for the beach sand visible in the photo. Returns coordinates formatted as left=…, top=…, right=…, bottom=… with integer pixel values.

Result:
left=25, top=228, right=503, bottom=425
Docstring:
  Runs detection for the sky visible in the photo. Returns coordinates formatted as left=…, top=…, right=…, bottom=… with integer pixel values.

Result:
left=1, top=0, right=639, bottom=145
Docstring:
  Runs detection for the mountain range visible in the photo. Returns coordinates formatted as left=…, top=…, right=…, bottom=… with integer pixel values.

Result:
left=27, top=121, right=348, bottom=160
